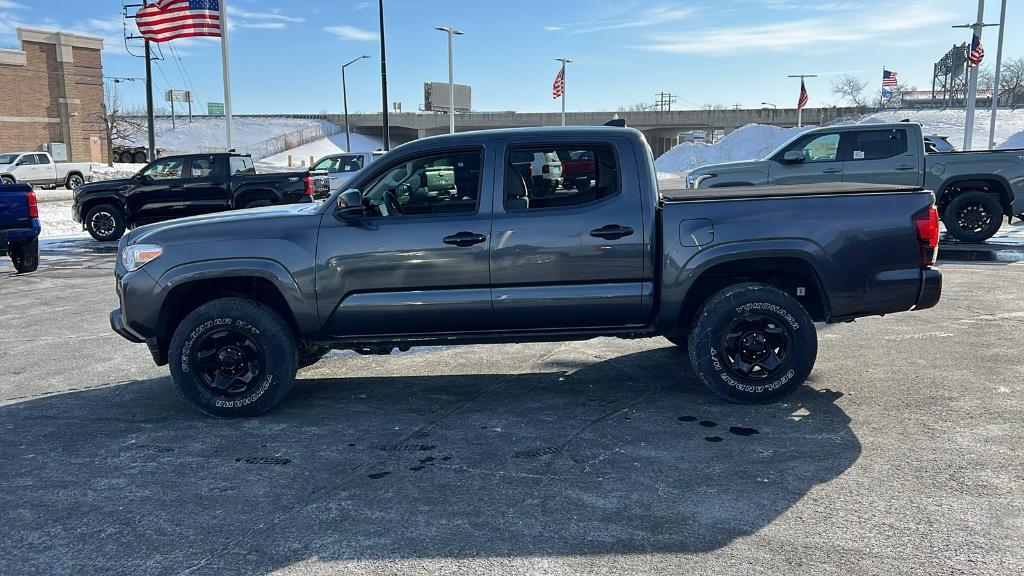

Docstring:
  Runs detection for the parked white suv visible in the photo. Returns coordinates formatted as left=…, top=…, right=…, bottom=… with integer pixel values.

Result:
left=510, top=150, right=562, bottom=193
left=0, top=152, right=92, bottom=189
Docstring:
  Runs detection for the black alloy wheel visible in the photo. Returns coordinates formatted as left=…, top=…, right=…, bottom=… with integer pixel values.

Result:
left=720, top=313, right=792, bottom=381
left=192, top=328, right=267, bottom=397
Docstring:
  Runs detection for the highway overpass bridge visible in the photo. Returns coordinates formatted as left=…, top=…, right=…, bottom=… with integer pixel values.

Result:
left=324, top=107, right=866, bottom=156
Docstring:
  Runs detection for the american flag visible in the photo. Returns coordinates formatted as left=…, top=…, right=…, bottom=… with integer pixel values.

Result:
left=552, top=67, right=564, bottom=100
left=882, top=69, right=898, bottom=87
left=797, top=79, right=808, bottom=109
left=968, top=34, right=984, bottom=67
left=136, top=0, right=222, bottom=43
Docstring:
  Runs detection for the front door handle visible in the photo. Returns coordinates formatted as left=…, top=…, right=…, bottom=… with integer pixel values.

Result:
left=442, top=231, right=487, bottom=247
left=590, top=224, right=634, bottom=240
left=822, top=168, right=842, bottom=174
left=894, top=164, right=915, bottom=171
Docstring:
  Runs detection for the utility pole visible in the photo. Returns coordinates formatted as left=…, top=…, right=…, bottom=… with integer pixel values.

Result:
left=555, top=57, right=572, bottom=126
left=143, top=34, right=156, bottom=161
left=954, top=0, right=998, bottom=151
left=654, top=92, right=678, bottom=112
left=378, top=0, right=390, bottom=150
left=435, top=27, right=464, bottom=134
left=787, top=74, right=817, bottom=127
left=341, top=55, right=369, bottom=152
left=988, top=0, right=1007, bottom=149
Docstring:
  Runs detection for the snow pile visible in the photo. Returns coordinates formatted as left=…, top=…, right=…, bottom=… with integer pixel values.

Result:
left=654, top=124, right=812, bottom=173
left=37, top=201, right=86, bottom=239
left=257, top=132, right=384, bottom=168
left=851, top=109, right=1024, bottom=150
left=120, top=116, right=338, bottom=157
left=90, top=163, right=145, bottom=181
left=998, top=130, right=1024, bottom=150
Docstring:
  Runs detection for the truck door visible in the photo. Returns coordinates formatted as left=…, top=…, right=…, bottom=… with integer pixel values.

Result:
left=489, top=141, right=648, bottom=330
left=768, top=131, right=844, bottom=185
left=129, top=157, right=187, bottom=224
left=13, top=154, right=43, bottom=185
left=840, top=128, right=921, bottom=187
left=182, top=155, right=229, bottom=216
left=33, top=154, right=56, bottom=185
left=316, top=146, right=494, bottom=336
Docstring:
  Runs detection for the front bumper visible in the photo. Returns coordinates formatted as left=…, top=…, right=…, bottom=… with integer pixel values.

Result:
left=915, top=268, right=942, bottom=311
left=109, top=308, right=144, bottom=343
left=71, top=200, right=82, bottom=223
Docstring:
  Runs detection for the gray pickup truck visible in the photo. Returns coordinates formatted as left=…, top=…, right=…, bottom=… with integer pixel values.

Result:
left=110, top=126, right=941, bottom=417
left=684, top=122, right=1024, bottom=242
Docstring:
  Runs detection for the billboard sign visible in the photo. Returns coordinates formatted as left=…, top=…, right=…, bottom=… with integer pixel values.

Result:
left=424, top=82, right=471, bottom=113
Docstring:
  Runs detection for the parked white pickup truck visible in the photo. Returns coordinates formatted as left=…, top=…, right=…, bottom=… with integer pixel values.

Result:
left=0, top=151, right=92, bottom=190
left=309, top=151, right=385, bottom=198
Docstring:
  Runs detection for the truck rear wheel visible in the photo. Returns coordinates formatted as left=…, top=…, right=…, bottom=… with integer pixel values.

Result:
left=10, top=238, right=39, bottom=273
left=133, top=151, right=148, bottom=164
left=943, top=191, right=1003, bottom=243
left=85, top=204, right=126, bottom=242
left=169, top=297, right=299, bottom=417
left=65, top=173, right=84, bottom=190
left=1, top=176, right=14, bottom=185
left=688, top=282, right=817, bottom=404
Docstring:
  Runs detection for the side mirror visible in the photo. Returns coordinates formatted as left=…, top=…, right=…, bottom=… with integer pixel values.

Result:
left=15, top=159, right=27, bottom=166
left=782, top=150, right=806, bottom=164
left=139, top=174, right=153, bottom=185
left=336, top=188, right=364, bottom=219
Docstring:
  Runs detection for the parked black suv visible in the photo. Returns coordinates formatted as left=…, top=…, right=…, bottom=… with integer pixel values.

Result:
left=72, top=153, right=313, bottom=241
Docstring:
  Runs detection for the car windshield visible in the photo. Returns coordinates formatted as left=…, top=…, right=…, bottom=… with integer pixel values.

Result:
left=0, top=154, right=20, bottom=165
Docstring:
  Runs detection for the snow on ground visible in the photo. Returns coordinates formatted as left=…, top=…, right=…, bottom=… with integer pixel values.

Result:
left=37, top=201, right=86, bottom=239
left=121, top=116, right=337, bottom=157
left=654, top=124, right=812, bottom=173
left=257, top=132, right=384, bottom=168
left=90, top=163, right=145, bottom=181
left=851, top=109, right=1024, bottom=150
left=998, top=129, right=1024, bottom=150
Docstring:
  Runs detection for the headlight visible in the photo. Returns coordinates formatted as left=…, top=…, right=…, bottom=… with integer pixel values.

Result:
left=122, top=244, right=162, bottom=272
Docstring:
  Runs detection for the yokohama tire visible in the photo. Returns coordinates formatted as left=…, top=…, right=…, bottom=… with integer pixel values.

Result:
left=688, top=282, right=817, bottom=404
left=169, top=297, right=298, bottom=417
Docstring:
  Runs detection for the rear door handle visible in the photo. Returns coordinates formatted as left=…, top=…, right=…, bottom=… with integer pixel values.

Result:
left=442, top=231, right=487, bottom=247
left=894, top=164, right=915, bottom=171
left=822, top=168, right=842, bottom=174
left=590, top=224, right=634, bottom=240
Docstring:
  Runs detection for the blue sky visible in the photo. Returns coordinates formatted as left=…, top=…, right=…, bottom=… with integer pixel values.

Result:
left=3, top=0, right=1021, bottom=114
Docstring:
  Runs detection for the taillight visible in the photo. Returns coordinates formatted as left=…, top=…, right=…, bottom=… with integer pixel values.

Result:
left=27, top=189, right=38, bottom=219
left=913, top=205, right=939, bottom=267
left=302, top=176, right=313, bottom=196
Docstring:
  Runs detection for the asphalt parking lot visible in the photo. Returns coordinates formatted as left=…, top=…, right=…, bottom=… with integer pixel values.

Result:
left=1, top=238, right=1022, bottom=575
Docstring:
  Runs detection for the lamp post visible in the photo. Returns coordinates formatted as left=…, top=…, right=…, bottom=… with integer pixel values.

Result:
left=555, top=57, right=572, bottom=126
left=953, top=0, right=999, bottom=151
left=435, top=26, right=464, bottom=134
left=761, top=102, right=777, bottom=109
left=341, top=55, right=369, bottom=152
left=988, top=0, right=1007, bottom=149
left=378, top=0, right=390, bottom=150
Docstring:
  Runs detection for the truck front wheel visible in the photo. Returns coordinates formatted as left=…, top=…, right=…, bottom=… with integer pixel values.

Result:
left=943, top=191, right=1003, bottom=243
left=169, top=297, right=299, bottom=417
left=10, top=238, right=39, bottom=273
left=688, top=283, right=817, bottom=404
left=85, top=204, right=126, bottom=242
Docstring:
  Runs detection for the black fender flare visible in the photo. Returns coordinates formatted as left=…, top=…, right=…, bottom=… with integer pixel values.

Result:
left=935, top=174, right=1014, bottom=216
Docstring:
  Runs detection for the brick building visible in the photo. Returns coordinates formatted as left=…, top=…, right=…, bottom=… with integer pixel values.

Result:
left=0, top=27, right=107, bottom=163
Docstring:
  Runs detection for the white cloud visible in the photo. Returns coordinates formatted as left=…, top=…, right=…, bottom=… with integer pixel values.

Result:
left=544, top=26, right=564, bottom=32
left=636, top=1, right=958, bottom=54
left=0, top=0, right=25, bottom=9
left=324, top=25, right=377, bottom=41
left=553, top=6, right=699, bottom=34
left=354, top=1, right=372, bottom=10
left=236, top=22, right=287, bottom=30
left=228, top=8, right=304, bottom=23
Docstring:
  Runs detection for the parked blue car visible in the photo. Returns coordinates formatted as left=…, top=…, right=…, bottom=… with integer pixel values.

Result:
left=0, top=183, right=40, bottom=273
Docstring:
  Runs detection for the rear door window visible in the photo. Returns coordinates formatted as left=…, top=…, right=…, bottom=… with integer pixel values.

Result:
left=188, top=156, right=221, bottom=179
left=34, top=154, right=51, bottom=164
left=229, top=156, right=255, bottom=175
left=504, top=145, right=618, bottom=211
left=849, top=129, right=909, bottom=161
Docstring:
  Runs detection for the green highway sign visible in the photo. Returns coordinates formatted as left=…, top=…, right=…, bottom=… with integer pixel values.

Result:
left=207, top=102, right=225, bottom=116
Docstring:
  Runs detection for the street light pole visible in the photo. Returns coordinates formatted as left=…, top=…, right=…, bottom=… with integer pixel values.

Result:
left=954, top=0, right=999, bottom=151
left=378, top=0, right=390, bottom=150
left=555, top=57, right=572, bottom=126
left=341, top=55, right=369, bottom=152
left=988, top=0, right=1007, bottom=149
left=761, top=102, right=777, bottom=109
left=435, top=27, right=464, bottom=134
left=787, top=74, right=817, bottom=127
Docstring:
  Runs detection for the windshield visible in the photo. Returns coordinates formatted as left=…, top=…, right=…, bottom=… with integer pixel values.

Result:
left=0, top=154, right=19, bottom=165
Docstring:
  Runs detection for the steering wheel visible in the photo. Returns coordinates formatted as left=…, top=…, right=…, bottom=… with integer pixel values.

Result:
left=384, top=190, right=402, bottom=216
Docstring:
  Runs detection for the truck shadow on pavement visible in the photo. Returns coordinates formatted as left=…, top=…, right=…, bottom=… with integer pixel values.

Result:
left=1, top=347, right=860, bottom=574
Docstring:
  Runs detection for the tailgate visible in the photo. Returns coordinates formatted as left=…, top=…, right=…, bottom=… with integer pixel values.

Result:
left=0, top=189, right=30, bottom=228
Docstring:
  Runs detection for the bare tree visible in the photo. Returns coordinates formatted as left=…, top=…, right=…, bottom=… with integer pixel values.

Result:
left=977, top=65, right=995, bottom=90
left=830, top=74, right=871, bottom=107
left=93, top=84, right=146, bottom=166
left=998, top=56, right=1024, bottom=107
left=617, top=102, right=656, bottom=112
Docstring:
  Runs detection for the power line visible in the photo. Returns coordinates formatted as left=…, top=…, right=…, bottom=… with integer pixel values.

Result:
left=168, top=43, right=205, bottom=111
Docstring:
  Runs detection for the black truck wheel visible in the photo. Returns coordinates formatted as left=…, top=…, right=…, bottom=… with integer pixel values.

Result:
left=85, top=204, right=126, bottom=242
left=688, top=282, right=817, bottom=404
left=133, top=151, right=148, bottom=164
left=10, top=238, right=39, bottom=273
left=943, top=191, right=1003, bottom=243
left=169, top=297, right=299, bottom=417
left=1, top=176, right=14, bottom=185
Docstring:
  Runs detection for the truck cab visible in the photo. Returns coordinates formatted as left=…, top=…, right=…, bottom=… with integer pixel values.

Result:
left=0, top=151, right=90, bottom=190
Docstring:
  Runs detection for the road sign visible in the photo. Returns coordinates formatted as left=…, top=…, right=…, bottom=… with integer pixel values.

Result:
left=208, top=102, right=225, bottom=116
left=165, top=89, right=193, bottom=103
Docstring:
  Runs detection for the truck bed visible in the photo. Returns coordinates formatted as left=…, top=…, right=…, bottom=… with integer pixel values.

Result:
left=660, top=182, right=926, bottom=202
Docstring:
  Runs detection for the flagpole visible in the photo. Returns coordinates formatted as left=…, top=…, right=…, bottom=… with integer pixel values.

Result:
left=788, top=74, right=815, bottom=127
left=220, top=0, right=234, bottom=150
left=988, top=0, right=1007, bottom=149
left=561, top=60, right=566, bottom=126
left=958, top=0, right=987, bottom=152
left=880, top=67, right=884, bottom=110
